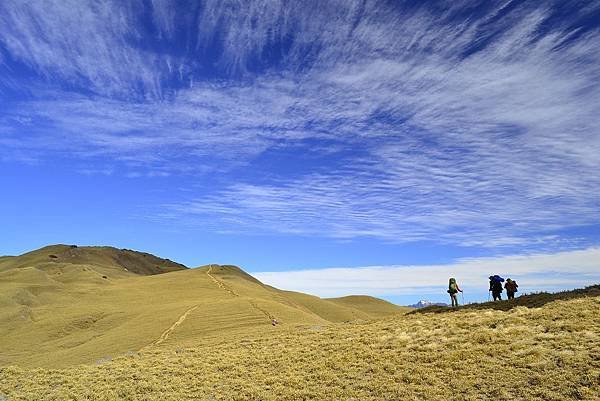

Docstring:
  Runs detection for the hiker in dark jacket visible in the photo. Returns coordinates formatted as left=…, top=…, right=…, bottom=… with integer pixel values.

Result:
left=504, top=278, right=518, bottom=300
left=489, top=275, right=504, bottom=301
left=447, top=277, right=463, bottom=307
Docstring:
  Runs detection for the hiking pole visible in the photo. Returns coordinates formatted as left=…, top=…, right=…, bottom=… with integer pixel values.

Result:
left=461, top=292, right=465, bottom=305
left=488, top=291, right=491, bottom=302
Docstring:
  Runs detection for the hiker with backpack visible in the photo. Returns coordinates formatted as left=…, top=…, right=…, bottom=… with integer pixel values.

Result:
left=504, top=278, right=518, bottom=300
left=447, top=278, right=463, bottom=307
left=489, top=275, right=504, bottom=301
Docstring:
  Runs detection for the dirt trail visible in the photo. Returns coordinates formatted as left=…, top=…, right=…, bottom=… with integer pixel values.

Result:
left=153, top=305, right=200, bottom=346
left=207, top=264, right=276, bottom=322
left=206, top=265, right=238, bottom=296
left=146, top=264, right=237, bottom=348
left=249, top=300, right=276, bottom=321
left=144, top=265, right=277, bottom=349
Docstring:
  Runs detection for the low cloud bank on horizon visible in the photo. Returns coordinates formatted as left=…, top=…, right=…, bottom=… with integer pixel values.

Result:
left=255, top=247, right=600, bottom=299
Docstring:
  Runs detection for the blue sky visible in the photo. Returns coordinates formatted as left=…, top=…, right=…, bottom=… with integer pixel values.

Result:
left=1, top=0, right=599, bottom=304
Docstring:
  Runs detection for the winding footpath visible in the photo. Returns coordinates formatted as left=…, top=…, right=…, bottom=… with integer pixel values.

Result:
left=153, top=305, right=201, bottom=346
left=143, top=264, right=277, bottom=350
left=206, top=264, right=238, bottom=296
left=207, top=264, right=276, bottom=322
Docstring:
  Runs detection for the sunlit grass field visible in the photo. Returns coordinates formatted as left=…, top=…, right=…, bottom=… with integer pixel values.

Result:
left=1, top=246, right=598, bottom=400
left=2, top=295, right=598, bottom=400
left=0, top=245, right=406, bottom=367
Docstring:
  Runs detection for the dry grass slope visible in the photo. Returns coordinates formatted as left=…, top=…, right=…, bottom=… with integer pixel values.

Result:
left=0, top=244, right=187, bottom=275
left=327, top=295, right=410, bottom=318
left=1, top=295, right=598, bottom=401
left=0, top=247, right=407, bottom=368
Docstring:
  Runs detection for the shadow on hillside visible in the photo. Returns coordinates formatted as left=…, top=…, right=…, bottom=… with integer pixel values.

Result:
left=411, top=284, right=600, bottom=314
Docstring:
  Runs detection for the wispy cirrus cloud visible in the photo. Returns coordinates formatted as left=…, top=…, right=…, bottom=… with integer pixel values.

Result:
left=159, top=4, right=600, bottom=245
left=1, top=1, right=599, bottom=247
left=0, top=0, right=168, bottom=97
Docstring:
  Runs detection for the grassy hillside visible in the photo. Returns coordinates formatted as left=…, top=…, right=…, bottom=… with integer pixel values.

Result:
left=0, top=244, right=187, bottom=275
left=0, top=248, right=407, bottom=368
left=327, top=295, right=410, bottom=318
left=1, top=294, right=598, bottom=400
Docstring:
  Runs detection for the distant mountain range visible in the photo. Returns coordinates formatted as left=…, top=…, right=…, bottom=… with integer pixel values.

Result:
left=409, top=300, right=448, bottom=308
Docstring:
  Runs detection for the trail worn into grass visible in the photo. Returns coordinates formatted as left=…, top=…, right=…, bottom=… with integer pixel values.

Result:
left=207, top=265, right=276, bottom=322
left=146, top=265, right=244, bottom=349
left=152, top=305, right=201, bottom=346
left=249, top=300, right=276, bottom=321
left=136, top=265, right=285, bottom=351
left=206, top=265, right=238, bottom=297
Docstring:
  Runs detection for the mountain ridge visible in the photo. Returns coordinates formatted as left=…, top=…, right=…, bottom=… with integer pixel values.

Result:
left=0, top=244, right=409, bottom=367
left=408, top=300, right=448, bottom=308
left=0, top=244, right=187, bottom=276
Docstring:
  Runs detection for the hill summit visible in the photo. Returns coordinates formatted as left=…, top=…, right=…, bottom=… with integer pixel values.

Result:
left=0, top=245, right=407, bottom=367
left=0, top=244, right=187, bottom=275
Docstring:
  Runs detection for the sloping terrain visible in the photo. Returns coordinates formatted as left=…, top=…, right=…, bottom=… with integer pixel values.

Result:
left=0, top=246, right=406, bottom=367
left=0, top=244, right=187, bottom=275
left=1, top=293, right=598, bottom=401
left=326, top=295, right=407, bottom=318
left=413, top=284, right=600, bottom=314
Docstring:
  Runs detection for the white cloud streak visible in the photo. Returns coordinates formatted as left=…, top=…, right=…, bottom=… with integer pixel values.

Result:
left=0, top=0, right=171, bottom=98
left=254, top=247, right=600, bottom=298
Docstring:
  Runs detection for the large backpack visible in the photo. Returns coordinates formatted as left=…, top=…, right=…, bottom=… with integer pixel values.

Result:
left=448, top=278, right=458, bottom=294
left=490, top=275, right=504, bottom=292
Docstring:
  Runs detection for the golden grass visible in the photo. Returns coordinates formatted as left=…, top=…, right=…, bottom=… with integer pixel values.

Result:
left=1, top=296, right=598, bottom=400
left=0, top=245, right=186, bottom=275
left=2, top=246, right=597, bottom=400
left=326, top=295, right=407, bottom=318
left=0, top=252, right=406, bottom=368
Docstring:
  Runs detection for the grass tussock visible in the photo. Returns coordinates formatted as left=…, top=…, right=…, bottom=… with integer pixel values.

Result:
left=1, top=296, right=599, bottom=401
